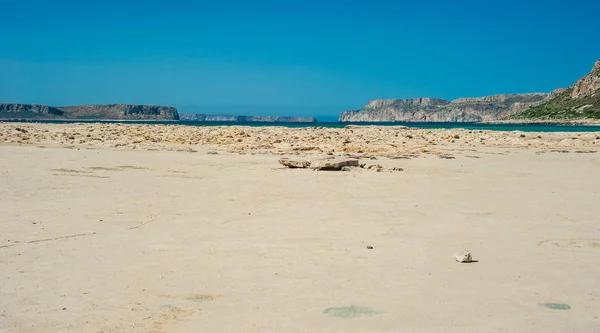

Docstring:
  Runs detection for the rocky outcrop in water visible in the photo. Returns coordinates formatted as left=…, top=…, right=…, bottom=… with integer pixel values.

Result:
left=340, top=94, right=551, bottom=122
left=180, top=114, right=317, bottom=122
left=0, top=104, right=179, bottom=120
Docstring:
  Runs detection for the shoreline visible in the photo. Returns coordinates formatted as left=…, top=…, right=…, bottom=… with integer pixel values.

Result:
left=4, top=118, right=600, bottom=127
left=483, top=118, right=600, bottom=125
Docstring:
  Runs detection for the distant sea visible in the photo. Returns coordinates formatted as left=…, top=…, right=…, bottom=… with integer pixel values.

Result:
left=3, top=119, right=600, bottom=132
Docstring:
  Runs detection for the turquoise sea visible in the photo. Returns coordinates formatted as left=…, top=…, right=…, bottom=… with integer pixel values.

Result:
left=3, top=119, right=600, bottom=132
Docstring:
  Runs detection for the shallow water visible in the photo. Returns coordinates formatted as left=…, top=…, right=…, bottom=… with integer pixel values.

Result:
left=3, top=119, right=600, bottom=132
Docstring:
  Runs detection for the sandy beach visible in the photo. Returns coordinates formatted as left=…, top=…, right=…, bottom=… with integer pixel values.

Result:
left=1, top=123, right=600, bottom=332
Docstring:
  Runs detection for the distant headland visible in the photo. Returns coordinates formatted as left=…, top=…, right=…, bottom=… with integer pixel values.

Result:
left=340, top=58, right=600, bottom=123
left=178, top=114, right=316, bottom=123
left=0, top=104, right=317, bottom=123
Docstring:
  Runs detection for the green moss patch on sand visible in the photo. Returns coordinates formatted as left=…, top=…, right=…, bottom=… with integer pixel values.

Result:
left=323, top=305, right=380, bottom=318
left=539, top=303, right=571, bottom=310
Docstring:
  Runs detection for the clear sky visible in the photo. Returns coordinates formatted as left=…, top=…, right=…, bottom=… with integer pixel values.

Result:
left=1, top=0, right=599, bottom=120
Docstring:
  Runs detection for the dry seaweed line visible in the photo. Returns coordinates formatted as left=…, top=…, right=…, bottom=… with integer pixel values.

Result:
left=129, top=214, right=158, bottom=230
left=129, top=220, right=154, bottom=230
left=0, top=232, right=97, bottom=249
left=201, top=242, right=214, bottom=253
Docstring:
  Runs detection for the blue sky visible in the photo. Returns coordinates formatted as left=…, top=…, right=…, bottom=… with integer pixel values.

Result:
left=1, top=0, right=599, bottom=121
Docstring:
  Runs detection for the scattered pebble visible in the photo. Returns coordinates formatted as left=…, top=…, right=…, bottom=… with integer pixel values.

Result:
left=453, top=250, right=473, bottom=263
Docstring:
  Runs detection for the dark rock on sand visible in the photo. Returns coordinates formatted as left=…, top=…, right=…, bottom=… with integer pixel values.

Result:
left=279, top=158, right=311, bottom=168
left=309, top=157, right=359, bottom=170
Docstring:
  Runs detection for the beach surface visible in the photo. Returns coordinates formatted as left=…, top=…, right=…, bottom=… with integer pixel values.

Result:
left=1, top=123, right=600, bottom=332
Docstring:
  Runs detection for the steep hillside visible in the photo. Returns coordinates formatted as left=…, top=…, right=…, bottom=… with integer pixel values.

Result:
left=513, top=59, right=600, bottom=120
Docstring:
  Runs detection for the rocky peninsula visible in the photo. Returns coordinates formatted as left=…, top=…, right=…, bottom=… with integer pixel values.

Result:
left=0, top=104, right=319, bottom=123
left=179, top=114, right=316, bottom=122
left=340, top=94, right=552, bottom=122
left=0, top=103, right=180, bottom=120
left=341, top=59, right=600, bottom=123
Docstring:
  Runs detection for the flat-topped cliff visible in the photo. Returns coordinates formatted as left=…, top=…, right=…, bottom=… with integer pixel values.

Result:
left=340, top=93, right=550, bottom=122
left=0, top=104, right=179, bottom=120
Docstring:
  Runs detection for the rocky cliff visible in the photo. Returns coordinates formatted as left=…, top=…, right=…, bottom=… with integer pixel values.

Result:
left=0, top=104, right=66, bottom=119
left=513, top=59, right=600, bottom=120
left=0, top=104, right=179, bottom=120
left=340, top=94, right=551, bottom=122
left=179, top=114, right=317, bottom=122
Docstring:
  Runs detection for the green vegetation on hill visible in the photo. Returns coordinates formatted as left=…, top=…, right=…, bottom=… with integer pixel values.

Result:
left=512, top=59, right=600, bottom=120
left=513, top=88, right=600, bottom=120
